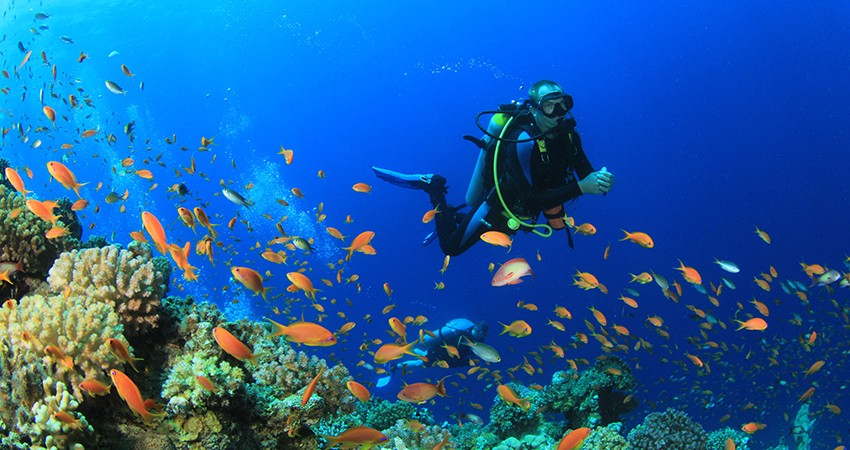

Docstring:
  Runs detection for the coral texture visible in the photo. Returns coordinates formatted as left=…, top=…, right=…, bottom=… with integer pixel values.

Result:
left=47, top=243, right=167, bottom=338
left=628, top=408, right=707, bottom=450
left=0, top=185, right=77, bottom=283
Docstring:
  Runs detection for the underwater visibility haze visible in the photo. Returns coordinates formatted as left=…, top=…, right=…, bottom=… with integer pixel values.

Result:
left=0, top=0, right=848, bottom=449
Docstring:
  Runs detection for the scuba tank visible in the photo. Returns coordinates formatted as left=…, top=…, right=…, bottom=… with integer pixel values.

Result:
left=463, top=99, right=577, bottom=239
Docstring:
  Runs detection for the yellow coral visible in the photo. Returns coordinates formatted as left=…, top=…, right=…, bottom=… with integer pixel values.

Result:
left=47, top=244, right=166, bottom=337
left=0, top=293, right=124, bottom=401
left=0, top=185, right=76, bottom=278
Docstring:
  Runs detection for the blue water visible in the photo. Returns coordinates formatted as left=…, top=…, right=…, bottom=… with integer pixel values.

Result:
left=2, top=0, right=849, bottom=447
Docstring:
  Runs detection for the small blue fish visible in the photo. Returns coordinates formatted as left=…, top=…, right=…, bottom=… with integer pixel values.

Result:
left=713, top=258, right=740, bottom=273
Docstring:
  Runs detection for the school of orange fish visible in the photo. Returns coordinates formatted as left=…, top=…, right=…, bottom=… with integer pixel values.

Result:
left=2, top=8, right=848, bottom=449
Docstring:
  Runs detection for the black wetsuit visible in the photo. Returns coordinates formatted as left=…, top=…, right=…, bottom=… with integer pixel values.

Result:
left=429, top=122, right=594, bottom=256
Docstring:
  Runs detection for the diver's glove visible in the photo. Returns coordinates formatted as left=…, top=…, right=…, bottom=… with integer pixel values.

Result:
left=578, top=167, right=614, bottom=195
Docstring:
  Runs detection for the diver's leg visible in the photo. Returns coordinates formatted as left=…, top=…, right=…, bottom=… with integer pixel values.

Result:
left=434, top=200, right=495, bottom=256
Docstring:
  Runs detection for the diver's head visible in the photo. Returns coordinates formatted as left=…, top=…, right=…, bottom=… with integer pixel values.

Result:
left=529, top=80, right=573, bottom=130
left=470, top=321, right=489, bottom=341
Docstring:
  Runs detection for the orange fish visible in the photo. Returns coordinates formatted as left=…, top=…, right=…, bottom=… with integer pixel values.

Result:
left=110, top=369, right=164, bottom=423
left=374, top=341, right=420, bottom=364
left=47, top=161, right=87, bottom=198
left=4, top=168, right=31, bottom=199
left=352, top=182, right=371, bottom=193
left=71, top=199, right=89, bottom=211
left=141, top=211, right=169, bottom=255
left=343, top=231, right=376, bottom=261
left=620, top=230, right=654, bottom=248
left=212, top=326, right=258, bottom=365
left=557, top=427, right=591, bottom=450
left=45, top=227, right=70, bottom=240
left=397, top=377, right=448, bottom=404
left=278, top=146, right=294, bottom=164
left=291, top=187, right=304, bottom=198
left=499, top=320, right=532, bottom=337
left=25, top=199, right=59, bottom=226
left=44, top=345, right=74, bottom=369
left=803, top=360, right=824, bottom=377
left=798, top=386, right=815, bottom=402
left=740, top=422, right=765, bottom=434
left=496, top=384, right=530, bottom=410
left=754, top=226, right=771, bottom=244
left=105, top=338, right=143, bottom=372
left=301, top=367, right=326, bottom=406
left=422, top=206, right=440, bottom=223
left=196, top=375, right=217, bottom=394
left=554, top=305, right=572, bottom=319
left=286, top=271, right=319, bottom=299
left=735, top=318, right=767, bottom=331
left=42, top=106, right=56, bottom=128
left=231, top=266, right=271, bottom=300
left=589, top=306, right=607, bottom=326
left=266, top=319, right=337, bottom=346
left=480, top=231, right=513, bottom=251
left=321, top=427, right=388, bottom=448
left=573, top=223, right=596, bottom=235
left=326, top=227, right=346, bottom=241
left=388, top=317, right=407, bottom=341
left=675, top=260, right=702, bottom=285
left=79, top=379, right=112, bottom=397
left=134, top=169, right=154, bottom=180
left=177, top=207, right=196, bottom=233
left=346, top=380, right=371, bottom=402
left=121, top=64, right=135, bottom=77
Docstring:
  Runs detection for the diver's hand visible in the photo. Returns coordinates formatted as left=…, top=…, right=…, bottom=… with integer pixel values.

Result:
left=579, top=167, right=614, bottom=195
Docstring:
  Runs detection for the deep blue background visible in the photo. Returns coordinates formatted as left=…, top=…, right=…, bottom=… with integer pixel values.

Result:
left=2, top=0, right=848, bottom=447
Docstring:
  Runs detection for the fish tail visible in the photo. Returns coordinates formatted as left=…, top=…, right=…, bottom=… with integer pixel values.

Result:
left=72, top=181, right=88, bottom=198
left=261, top=287, right=271, bottom=301
left=266, top=318, right=287, bottom=338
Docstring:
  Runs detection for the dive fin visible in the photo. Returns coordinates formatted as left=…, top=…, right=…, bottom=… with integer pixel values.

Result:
left=371, top=166, right=431, bottom=190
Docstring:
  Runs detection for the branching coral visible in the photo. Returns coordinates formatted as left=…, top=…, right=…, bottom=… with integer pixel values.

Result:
left=0, top=185, right=78, bottom=286
left=47, top=243, right=167, bottom=338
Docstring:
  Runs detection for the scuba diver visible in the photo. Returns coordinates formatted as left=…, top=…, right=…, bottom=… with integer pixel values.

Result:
left=376, top=318, right=488, bottom=387
left=373, top=79, right=614, bottom=256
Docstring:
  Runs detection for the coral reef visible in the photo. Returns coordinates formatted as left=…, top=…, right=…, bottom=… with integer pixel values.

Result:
left=153, top=296, right=355, bottom=449
left=582, top=422, right=630, bottom=449
left=382, top=419, right=452, bottom=449
left=488, top=382, right=545, bottom=440
left=0, top=185, right=78, bottom=294
left=47, top=243, right=167, bottom=338
left=540, top=356, right=637, bottom=429
left=0, top=292, right=125, bottom=400
left=492, top=433, right=555, bottom=449
left=706, top=427, right=749, bottom=450
left=627, top=408, right=707, bottom=450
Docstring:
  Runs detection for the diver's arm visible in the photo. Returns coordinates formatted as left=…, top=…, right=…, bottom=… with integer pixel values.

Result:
left=527, top=130, right=597, bottom=210
left=569, top=131, right=595, bottom=180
